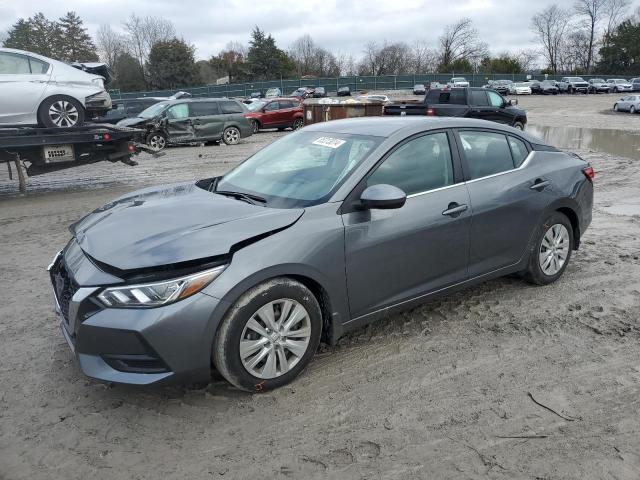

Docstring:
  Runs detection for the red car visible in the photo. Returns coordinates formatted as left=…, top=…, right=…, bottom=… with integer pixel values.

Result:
left=244, top=97, right=304, bottom=133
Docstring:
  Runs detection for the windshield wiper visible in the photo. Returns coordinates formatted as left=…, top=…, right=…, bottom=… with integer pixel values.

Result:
left=214, top=190, right=267, bottom=205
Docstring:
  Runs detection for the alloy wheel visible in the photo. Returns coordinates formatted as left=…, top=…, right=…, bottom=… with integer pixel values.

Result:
left=251, top=120, right=259, bottom=134
left=292, top=118, right=303, bottom=130
left=239, top=299, right=312, bottom=379
left=148, top=134, right=166, bottom=151
left=631, top=106, right=636, bottom=114
left=538, top=224, right=570, bottom=276
left=49, top=100, right=79, bottom=127
left=224, top=127, right=240, bottom=145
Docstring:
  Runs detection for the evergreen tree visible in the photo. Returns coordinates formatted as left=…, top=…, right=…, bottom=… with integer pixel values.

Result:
left=597, top=19, right=640, bottom=75
left=3, top=19, right=34, bottom=51
left=246, top=27, right=295, bottom=80
left=56, top=12, right=98, bottom=62
left=3, top=13, right=59, bottom=57
left=112, top=52, right=146, bottom=91
left=146, top=38, right=200, bottom=89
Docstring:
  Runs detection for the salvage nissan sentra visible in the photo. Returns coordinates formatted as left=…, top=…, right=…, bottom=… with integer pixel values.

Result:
left=49, top=117, right=594, bottom=392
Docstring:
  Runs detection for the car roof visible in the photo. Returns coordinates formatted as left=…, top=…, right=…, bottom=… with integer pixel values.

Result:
left=302, top=117, right=540, bottom=142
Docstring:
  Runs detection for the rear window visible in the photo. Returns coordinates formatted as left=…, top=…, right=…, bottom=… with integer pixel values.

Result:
left=189, top=102, right=220, bottom=116
left=428, top=89, right=466, bottom=105
left=219, top=100, right=244, bottom=114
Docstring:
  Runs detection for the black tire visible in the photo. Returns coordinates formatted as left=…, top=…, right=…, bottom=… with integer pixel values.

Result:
left=568, top=86, right=574, bottom=94
left=513, top=121, right=525, bottom=131
left=37, top=95, right=85, bottom=128
left=614, top=103, right=619, bottom=112
left=524, top=212, right=574, bottom=286
left=146, top=131, right=167, bottom=151
left=631, top=105, right=636, bottom=114
left=292, top=118, right=304, bottom=130
left=213, top=278, right=323, bottom=392
left=614, top=87, right=619, bottom=93
left=250, top=119, right=260, bottom=134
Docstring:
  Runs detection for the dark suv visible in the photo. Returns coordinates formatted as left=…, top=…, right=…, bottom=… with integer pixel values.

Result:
left=243, top=98, right=304, bottom=133
left=118, top=98, right=252, bottom=150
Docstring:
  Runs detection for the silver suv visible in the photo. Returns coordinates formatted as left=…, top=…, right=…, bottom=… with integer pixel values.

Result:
left=0, top=47, right=111, bottom=128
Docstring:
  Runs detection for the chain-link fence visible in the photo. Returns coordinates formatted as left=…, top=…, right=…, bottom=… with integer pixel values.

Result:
left=109, top=73, right=635, bottom=101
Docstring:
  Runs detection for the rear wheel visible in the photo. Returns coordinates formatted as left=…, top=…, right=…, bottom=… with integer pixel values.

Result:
left=250, top=119, right=260, bottom=134
left=525, top=212, right=573, bottom=285
left=292, top=118, right=304, bottom=130
left=38, top=95, right=85, bottom=128
left=222, top=126, right=241, bottom=145
left=513, top=121, right=525, bottom=131
left=614, top=103, right=619, bottom=111
left=631, top=105, right=636, bottom=114
left=213, top=278, right=322, bottom=392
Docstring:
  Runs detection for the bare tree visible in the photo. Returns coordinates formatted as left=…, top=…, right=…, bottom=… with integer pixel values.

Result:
left=96, top=24, right=126, bottom=68
left=438, top=18, right=489, bottom=69
left=123, top=14, right=175, bottom=84
left=531, top=6, right=570, bottom=73
left=515, top=49, right=540, bottom=71
left=574, top=0, right=609, bottom=72
left=602, top=0, right=631, bottom=47
left=411, top=40, right=438, bottom=73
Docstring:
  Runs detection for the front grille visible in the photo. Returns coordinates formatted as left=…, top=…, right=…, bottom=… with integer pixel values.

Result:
left=50, top=258, right=78, bottom=323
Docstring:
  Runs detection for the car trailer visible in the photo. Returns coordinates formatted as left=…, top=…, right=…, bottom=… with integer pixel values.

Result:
left=0, top=124, right=148, bottom=193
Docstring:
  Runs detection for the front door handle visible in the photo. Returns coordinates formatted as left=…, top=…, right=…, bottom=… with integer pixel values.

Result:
left=530, top=179, right=550, bottom=191
left=442, top=202, right=468, bottom=217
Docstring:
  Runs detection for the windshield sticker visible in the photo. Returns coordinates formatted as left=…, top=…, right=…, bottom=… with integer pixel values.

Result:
left=312, top=137, right=346, bottom=149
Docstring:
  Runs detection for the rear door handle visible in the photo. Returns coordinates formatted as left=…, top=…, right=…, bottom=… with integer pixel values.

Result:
left=442, top=203, right=468, bottom=217
left=530, top=179, right=550, bottom=191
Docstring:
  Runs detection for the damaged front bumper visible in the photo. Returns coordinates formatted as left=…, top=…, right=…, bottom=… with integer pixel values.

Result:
left=48, top=246, right=229, bottom=386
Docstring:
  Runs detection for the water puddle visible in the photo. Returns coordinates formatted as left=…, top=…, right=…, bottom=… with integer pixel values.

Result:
left=526, top=125, right=640, bottom=159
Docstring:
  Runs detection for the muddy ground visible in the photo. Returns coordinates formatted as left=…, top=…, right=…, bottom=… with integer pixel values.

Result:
left=1, top=94, right=640, bottom=479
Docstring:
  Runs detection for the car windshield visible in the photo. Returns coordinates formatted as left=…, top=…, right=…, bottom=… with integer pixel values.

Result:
left=515, top=83, right=529, bottom=87
left=568, top=77, right=585, bottom=82
left=541, top=81, right=555, bottom=85
left=215, top=131, right=383, bottom=208
left=615, top=79, right=627, bottom=83
left=452, top=78, right=466, bottom=82
left=138, top=101, right=170, bottom=119
left=591, top=79, right=605, bottom=83
left=247, top=101, right=266, bottom=111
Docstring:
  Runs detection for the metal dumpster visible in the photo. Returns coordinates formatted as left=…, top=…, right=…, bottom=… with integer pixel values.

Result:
left=303, top=103, right=385, bottom=126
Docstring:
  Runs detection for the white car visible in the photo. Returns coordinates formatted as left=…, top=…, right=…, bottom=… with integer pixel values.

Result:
left=607, top=78, right=633, bottom=93
left=0, top=47, right=111, bottom=128
left=512, top=82, right=532, bottom=95
left=613, top=94, right=640, bottom=113
left=447, top=77, right=470, bottom=88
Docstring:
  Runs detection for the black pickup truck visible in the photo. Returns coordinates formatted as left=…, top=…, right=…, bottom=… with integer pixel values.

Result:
left=384, top=87, right=527, bottom=130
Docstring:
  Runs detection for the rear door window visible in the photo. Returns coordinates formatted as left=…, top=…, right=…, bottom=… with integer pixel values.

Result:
left=279, top=100, right=295, bottom=109
left=507, top=136, right=529, bottom=167
left=487, top=91, right=504, bottom=107
left=459, top=131, right=515, bottom=180
left=219, top=101, right=244, bottom=114
left=0, top=52, right=31, bottom=74
left=264, top=101, right=280, bottom=111
left=189, top=102, right=220, bottom=116
left=437, top=90, right=466, bottom=104
left=469, top=90, right=489, bottom=106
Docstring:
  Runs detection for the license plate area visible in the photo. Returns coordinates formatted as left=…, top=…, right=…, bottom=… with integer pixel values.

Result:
left=43, top=144, right=75, bottom=163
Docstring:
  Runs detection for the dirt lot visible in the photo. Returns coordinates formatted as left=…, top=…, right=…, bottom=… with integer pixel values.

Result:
left=1, top=94, right=640, bottom=480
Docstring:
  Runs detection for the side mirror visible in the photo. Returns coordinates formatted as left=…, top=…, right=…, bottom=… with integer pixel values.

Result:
left=359, top=184, right=406, bottom=210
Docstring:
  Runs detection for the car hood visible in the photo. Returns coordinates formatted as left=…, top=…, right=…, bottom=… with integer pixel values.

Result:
left=70, top=182, right=304, bottom=271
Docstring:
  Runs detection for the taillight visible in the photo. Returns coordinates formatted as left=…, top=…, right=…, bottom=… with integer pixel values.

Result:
left=127, top=143, right=135, bottom=153
left=102, top=133, right=111, bottom=141
left=426, top=108, right=435, bottom=116
left=582, top=166, right=595, bottom=182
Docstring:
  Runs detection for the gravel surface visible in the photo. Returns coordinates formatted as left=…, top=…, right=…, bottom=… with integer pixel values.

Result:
left=1, top=94, right=640, bottom=479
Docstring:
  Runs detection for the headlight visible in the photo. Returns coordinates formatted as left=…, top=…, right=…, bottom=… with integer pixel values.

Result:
left=91, top=77, right=105, bottom=88
left=97, top=265, right=226, bottom=308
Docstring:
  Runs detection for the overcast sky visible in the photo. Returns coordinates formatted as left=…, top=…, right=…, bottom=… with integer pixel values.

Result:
left=2, top=0, right=640, bottom=61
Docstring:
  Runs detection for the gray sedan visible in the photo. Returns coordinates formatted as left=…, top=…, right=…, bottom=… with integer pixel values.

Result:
left=613, top=95, right=640, bottom=113
left=49, top=117, right=594, bottom=391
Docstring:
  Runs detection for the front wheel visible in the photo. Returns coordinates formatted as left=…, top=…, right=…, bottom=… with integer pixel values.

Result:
left=631, top=105, right=636, bottom=114
left=250, top=119, right=260, bottom=134
left=222, top=126, right=241, bottom=145
left=524, top=212, right=573, bottom=285
left=614, top=104, right=619, bottom=111
left=213, top=278, right=322, bottom=392
left=38, top=95, right=85, bottom=128
left=513, top=121, right=525, bottom=131
left=146, top=132, right=167, bottom=151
